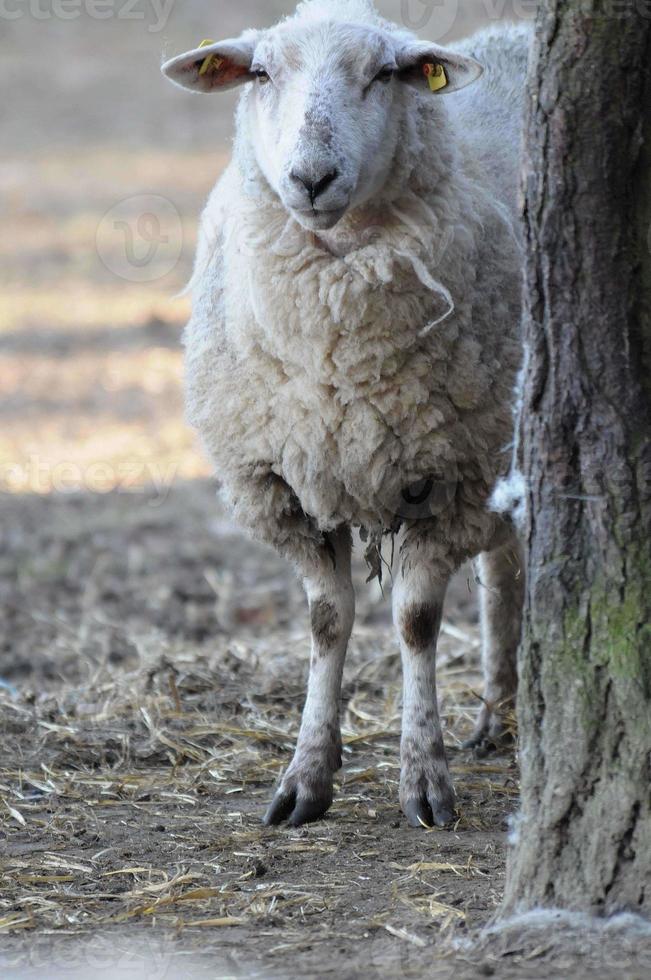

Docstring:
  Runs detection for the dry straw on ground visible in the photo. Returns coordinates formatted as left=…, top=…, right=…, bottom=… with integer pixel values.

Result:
left=0, top=483, right=525, bottom=978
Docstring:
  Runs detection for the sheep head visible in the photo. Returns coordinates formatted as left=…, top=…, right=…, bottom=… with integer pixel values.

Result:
left=162, top=1, right=483, bottom=231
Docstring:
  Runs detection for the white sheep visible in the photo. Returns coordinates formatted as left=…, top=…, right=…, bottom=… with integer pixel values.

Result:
left=163, top=0, right=529, bottom=829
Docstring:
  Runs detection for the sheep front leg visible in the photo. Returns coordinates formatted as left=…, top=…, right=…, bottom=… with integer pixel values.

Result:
left=264, top=526, right=354, bottom=827
left=463, top=536, right=524, bottom=753
left=393, top=528, right=457, bottom=829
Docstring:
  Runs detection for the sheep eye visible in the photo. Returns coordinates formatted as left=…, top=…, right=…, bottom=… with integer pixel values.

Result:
left=374, top=66, right=394, bottom=84
left=254, top=68, right=270, bottom=84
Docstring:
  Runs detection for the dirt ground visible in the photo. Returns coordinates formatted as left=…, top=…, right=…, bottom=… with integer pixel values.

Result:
left=0, top=483, right=516, bottom=978
left=2, top=492, right=650, bottom=980
left=1, top=1, right=650, bottom=977
left=0, top=494, right=651, bottom=978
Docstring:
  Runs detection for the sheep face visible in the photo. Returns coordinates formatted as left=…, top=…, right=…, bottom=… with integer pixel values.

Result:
left=248, top=22, right=404, bottom=231
left=162, top=10, right=483, bottom=231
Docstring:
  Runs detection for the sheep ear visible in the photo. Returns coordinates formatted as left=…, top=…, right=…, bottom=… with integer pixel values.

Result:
left=162, top=37, right=257, bottom=93
left=396, top=42, right=483, bottom=94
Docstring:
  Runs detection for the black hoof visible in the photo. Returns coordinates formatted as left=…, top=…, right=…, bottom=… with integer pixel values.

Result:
left=462, top=729, right=513, bottom=757
left=263, top=783, right=333, bottom=828
left=402, top=794, right=456, bottom=829
left=262, top=790, right=296, bottom=827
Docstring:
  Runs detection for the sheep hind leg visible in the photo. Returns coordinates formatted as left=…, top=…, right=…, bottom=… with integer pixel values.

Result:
left=263, top=526, right=354, bottom=828
left=463, top=535, right=524, bottom=755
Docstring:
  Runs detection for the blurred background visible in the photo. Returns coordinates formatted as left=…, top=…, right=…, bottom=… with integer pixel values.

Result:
left=0, top=0, right=536, bottom=685
left=0, top=0, right=536, bottom=502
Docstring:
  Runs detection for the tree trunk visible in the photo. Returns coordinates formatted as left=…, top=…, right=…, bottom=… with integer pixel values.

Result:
left=503, top=0, right=651, bottom=915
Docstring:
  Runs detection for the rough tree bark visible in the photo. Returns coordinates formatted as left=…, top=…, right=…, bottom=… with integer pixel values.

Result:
left=502, top=0, right=651, bottom=914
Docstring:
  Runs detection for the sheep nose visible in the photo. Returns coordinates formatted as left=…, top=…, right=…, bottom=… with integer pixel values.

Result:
left=290, top=168, right=339, bottom=204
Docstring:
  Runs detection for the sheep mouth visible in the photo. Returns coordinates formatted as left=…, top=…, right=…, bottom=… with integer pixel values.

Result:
left=292, top=205, right=348, bottom=231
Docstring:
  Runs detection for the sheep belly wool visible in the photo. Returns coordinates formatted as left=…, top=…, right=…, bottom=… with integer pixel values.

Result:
left=185, top=20, right=527, bottom=570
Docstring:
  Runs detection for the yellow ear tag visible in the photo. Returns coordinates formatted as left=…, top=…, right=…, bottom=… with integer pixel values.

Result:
left=198, top=39, right=223, bottom=77
left=424, top=63, right=447, bottom=92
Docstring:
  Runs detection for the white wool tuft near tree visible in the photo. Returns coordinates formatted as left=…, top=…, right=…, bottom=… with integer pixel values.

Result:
left=163, top=3, right=530, bottom=830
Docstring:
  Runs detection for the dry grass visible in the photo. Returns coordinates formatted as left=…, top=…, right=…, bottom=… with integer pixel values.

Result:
left=0, top=485, right=519, bottom=978
left=0, top=663, right=514, bottom=973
